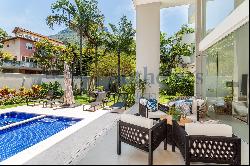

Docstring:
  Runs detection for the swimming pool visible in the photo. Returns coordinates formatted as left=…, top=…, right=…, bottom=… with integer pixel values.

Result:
left=0, top=112, right=39, bottom=127
left=0, top=112, right=82, bottom=162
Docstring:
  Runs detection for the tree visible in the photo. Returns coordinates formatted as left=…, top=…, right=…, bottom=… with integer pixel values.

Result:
left=90, top=53, right=135, bottom=77
left=105, top=15, right=136, bottom=87
left=34, top=40, right=77, bottom=105
left=160, top=25, right=195, bottom=76
left=47, top=0, right=104, bottom=94
left=33, top=40, right=63, bottom=74
left=86, top=23, right=106, bottom=89
left=0, top=51, right=14, bottom=61
left=161, top=67, right=195, bottom=96
left=0, top=28, right=8, bottom=49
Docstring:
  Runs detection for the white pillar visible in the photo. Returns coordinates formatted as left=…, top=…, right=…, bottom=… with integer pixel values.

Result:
left=135, top=2, right=161, bottom=101
left=195, top=0, right=203, bottom=98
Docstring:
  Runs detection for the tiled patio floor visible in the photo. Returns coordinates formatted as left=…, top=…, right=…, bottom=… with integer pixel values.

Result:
left=73, top=126, right=249, bottom=165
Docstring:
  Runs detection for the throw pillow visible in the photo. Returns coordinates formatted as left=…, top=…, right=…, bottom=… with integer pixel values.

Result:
left=147, top=98, right=158, bottom=112
left=175, top=100, right=192, bottom=116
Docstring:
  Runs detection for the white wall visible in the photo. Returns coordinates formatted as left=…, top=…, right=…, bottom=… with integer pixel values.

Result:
left=2, top=39, right=21, bottom=60
left=0, top=73, right=128, bottom=90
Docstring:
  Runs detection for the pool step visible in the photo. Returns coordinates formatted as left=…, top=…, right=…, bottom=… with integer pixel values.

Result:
left=0, top=115, right=47, bottom=131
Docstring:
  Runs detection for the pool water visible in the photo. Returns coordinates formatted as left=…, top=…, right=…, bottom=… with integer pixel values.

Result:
left=0, top=113, right=82, bottom=162
left=0, top=112, right=38, bottom=127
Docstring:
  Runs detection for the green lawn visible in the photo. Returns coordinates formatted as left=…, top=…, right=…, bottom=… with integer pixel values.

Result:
left=0, top=103, right=27, bottom=110
left=0, top=94, right=175, bottom=110
left=159, top=95, right=176, bottom=104
left=74, top=94, right=93, bottom=105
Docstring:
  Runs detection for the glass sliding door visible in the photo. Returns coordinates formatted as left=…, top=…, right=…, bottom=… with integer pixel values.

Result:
left=203, top=23, right=249, bottom=123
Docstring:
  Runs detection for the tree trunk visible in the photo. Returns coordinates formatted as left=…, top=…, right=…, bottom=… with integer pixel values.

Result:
left=79, top=31, right=83, bottom=94
left=64, top=62, right=75, bottom=105
left=117, top=50, right=121, bottom=88
left=95, top=45, right=98, bottom=87
left=71, top=62, right=74, bottom=89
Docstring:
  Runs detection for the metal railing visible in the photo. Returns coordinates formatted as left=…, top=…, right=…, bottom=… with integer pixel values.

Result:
left=0, top=60, right=40, bottom=69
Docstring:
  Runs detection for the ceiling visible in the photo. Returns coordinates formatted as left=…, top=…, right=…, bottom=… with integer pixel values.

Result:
left=133, top=0, right=195, bottom=8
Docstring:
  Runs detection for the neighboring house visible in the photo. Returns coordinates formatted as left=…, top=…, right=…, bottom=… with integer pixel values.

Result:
left=0, top=27, right=63, bottom=74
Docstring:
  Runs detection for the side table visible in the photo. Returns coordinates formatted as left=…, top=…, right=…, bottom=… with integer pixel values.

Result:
left=160, top=115, right=192, bottom=145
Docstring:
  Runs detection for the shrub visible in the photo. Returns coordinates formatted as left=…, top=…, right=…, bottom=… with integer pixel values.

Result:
left=161, top=68, right=194, bottom=96
left=40, top=81, right=64, bottom=98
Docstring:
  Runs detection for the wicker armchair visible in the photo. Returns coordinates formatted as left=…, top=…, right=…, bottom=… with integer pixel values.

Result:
left=117, top=114, right=168, bottom=165
left=172, top=121, right=241, bottom=165
left=138, top=98, right=169, bottom=120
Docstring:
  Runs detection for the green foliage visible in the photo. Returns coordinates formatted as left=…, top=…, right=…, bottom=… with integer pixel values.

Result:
left=167, top=106, right=182, bottom=121
left=40, top=81, right=64, bottom=98
left=0, top=51, right=14, bottom=61
left=105, top=16, right=136, bottom=55
left=95, top=86, right=104, bottom=92
left=34, top=40, right=78, bottom=74
left=90, top=53, right=135, bottom=77
left=120, top=77, right=136, bottom=106
left=160, top=25, right=195, bottom=76
left=33, top=40, right=64, bottom=73
left=0, top=28, right=8, bottom=49
left=161, top=68, right=194, bottom=96
left=0, top=85, right=42, bottom=106
left=136, top=75, right=150, bottom=98
left=0, top=82, right=63, bottom=106
left=105, top=15, right=136, bottom=86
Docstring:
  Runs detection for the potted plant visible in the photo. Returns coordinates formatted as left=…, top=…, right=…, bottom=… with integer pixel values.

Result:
left=168, top=106, right=181, bottom=121
left=136, top=74, right=150, bottom=98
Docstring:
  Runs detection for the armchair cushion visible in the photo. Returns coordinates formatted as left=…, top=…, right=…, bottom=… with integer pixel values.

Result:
left=148, top=110, right=167, bottom=119
left=139, top=98, right=148, bottom=106
left=120, top=114, right=154, bottom=129
left=185, top=123, right=233, bottom=137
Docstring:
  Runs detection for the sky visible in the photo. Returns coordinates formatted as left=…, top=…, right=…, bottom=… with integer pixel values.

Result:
left=0, top=0, right=190, bottom=37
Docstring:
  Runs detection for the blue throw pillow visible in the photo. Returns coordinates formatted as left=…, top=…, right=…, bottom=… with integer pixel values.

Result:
left=147, top=98, right=158, bottom=112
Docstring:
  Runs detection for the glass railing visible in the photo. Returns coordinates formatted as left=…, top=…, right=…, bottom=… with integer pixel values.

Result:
left=0, top=60, right=40, bottom=69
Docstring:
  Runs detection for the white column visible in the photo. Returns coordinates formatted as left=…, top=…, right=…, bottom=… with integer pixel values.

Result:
left=135, top=2, right=161, bottom=101
left=195, top=0, right=203, bottom=98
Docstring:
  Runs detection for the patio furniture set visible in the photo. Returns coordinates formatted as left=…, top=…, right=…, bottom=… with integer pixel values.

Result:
left=117, top=97, right=242, bottom=165
left=26, top=90, right=64, bottom=108
left=83, top=91, right=129, bottom=112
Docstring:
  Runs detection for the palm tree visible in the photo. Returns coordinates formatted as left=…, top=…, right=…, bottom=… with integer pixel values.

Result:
left=46, top=0, right=104, bottom=94
left=105, top=16, right=135, bottom=87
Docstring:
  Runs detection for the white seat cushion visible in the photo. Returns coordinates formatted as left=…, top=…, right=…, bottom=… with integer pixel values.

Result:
left=185, top=123, right=233, bottom=137
left=120, top=114, right=154, bottom=129
left=148, top=111, right=166, bottom=119
left=186, top=114, right=197, bottom=122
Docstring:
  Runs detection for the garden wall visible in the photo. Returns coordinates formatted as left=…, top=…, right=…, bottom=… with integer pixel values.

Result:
left=0, top=73, right=127, bottom=90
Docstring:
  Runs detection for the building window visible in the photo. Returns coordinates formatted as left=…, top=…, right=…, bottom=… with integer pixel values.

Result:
left=26, top=43, right=33, bottom=50
left=7, top=44, right=9, bottom=47
left=22, top=56, right=26, bottom=62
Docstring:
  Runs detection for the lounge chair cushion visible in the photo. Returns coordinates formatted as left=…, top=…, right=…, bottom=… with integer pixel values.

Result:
left=121, top=114, right=154, bottom=129
left=185, top=123, right=233, bottom=137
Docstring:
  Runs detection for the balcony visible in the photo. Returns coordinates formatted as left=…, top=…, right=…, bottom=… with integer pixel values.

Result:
left=0, top=60, right=41, bottom=70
